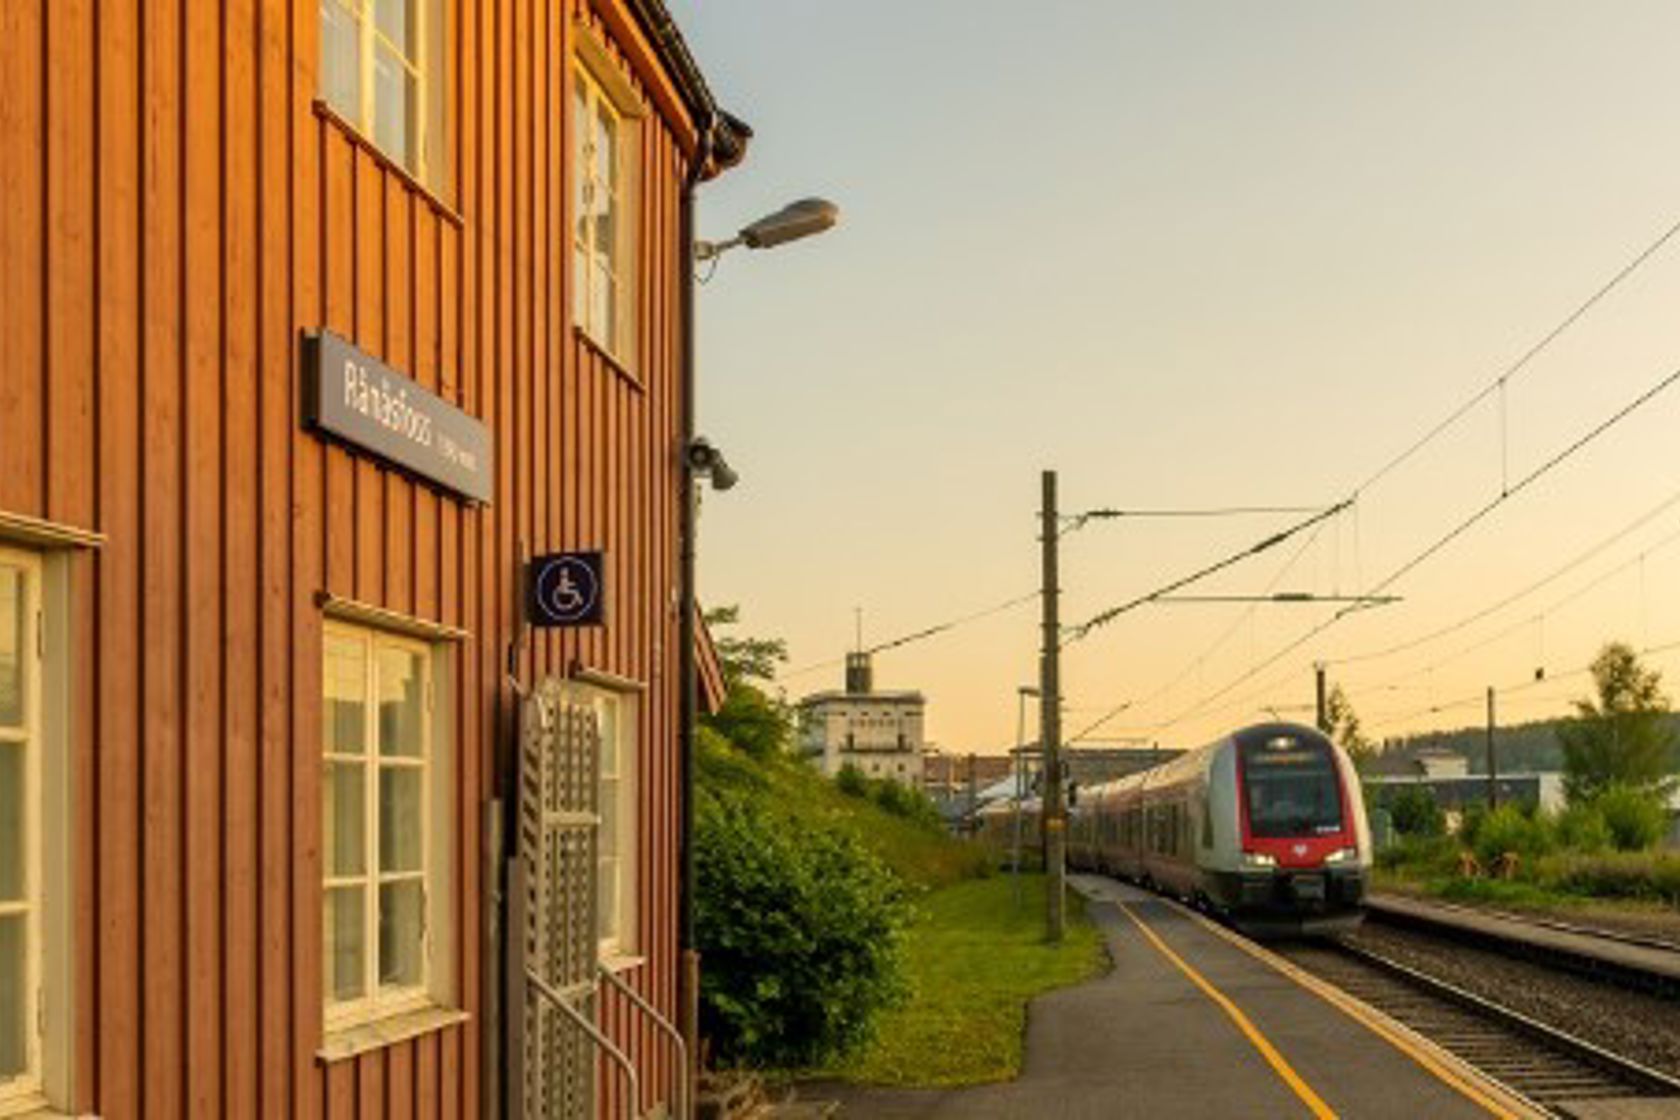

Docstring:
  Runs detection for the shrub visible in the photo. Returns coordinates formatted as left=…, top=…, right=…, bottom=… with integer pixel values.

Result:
left=1555, top=803, right=1611, bottom=854
left=1470, top=804, right=1554, bottom=868
left=836, top=763, right=869, bottom=798
left=1592, top=785, right=1668, bottom=852
left=1375, top=833, right=1461, bottom=876
left=1535, top=851, right=1680, bottom=903
left=1387, top=786, right=1445, bottom=837
left=697, top=788, right=909, bottom=1068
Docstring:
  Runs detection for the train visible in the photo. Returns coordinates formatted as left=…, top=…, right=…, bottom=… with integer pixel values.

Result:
left=975, top=723, right=1371, bottom=935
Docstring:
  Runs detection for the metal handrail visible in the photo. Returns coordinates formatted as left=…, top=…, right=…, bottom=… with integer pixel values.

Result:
left=599, top=964, right=691, bottom=1120
left=527, top=968, right=641, bottom=1119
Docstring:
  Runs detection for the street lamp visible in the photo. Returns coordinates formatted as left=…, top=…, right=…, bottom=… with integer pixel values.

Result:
left=677, top=190, right=838, bottom=1091
left=694, top=197, right=840, bottom=261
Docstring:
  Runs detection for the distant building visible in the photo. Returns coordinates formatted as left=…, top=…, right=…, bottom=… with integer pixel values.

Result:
left=799, top=652, right=926, bottom=784
left=922, top=749, right=1015, bottom=801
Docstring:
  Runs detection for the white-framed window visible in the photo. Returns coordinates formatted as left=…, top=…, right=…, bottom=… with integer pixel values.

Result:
left=322, top=621, right=452, bottom=1029
left=318, top=0, right=447, bottom=189
left=0, top=549, right=40, bottom=1105
left=572, top=684, right=637, bottom=960
left=572, top=58, right=638, bottom=363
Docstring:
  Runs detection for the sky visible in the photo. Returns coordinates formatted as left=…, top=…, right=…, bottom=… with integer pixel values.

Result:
left=669, top=1, right=1680, bottom=756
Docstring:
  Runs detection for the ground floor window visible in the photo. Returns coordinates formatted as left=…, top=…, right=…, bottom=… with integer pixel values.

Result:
left=571, top=683, right=637, bottom=960
left=0, top=548, right=39, bottom=1099
left=323, top=620, right=451, bottom=1028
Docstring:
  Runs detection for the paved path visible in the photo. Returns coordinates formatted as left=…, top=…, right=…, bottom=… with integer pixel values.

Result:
left=809, top=878, right=1540, bottom=1119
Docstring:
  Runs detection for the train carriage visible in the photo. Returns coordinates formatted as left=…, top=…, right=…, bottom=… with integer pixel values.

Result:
left=982, top=722, right=1369, bottom=935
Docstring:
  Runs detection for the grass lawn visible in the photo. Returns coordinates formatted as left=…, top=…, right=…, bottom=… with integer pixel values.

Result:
left=815, top=872, right=1109, bottom=1088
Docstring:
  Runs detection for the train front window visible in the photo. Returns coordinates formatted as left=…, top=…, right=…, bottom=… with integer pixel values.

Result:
left=1240, top=737, right=1343, bottom=838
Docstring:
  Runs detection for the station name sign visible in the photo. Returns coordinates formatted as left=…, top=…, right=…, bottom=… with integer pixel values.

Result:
left=304, top=330, right=493, bottom=504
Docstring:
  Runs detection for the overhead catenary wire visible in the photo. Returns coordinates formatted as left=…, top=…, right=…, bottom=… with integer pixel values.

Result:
left=777, top=590, right=1039, bottom=681
left=1328, top=482, right=1680, bottom=669
left=1350, top=211, right=1680, bottom=499
left=1064, top=500, right=1353, bottom=644
left=1152, top=359, right=1680, bottom=735
left=1066, top=521, right=1334, bottom=743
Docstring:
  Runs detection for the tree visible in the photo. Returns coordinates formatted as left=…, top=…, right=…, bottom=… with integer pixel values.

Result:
left=702, top=605, right=795, bottom=759
left=704, top=604, right=788, bottom=689
left=1558, top=642, right=1678, bottom=804
left=1325, top=683, right=1377, bottom=771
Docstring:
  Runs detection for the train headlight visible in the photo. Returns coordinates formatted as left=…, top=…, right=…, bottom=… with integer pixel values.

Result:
left=1323, top=846, right=1359, bottom=865
left=1240, top=851, right=1276, bottom=869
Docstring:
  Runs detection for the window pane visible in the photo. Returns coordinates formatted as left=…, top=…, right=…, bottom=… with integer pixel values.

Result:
left=323, top=885, right=366, bottom=1003
left=323, top=761, right=366, bottom=877
left=378, top=879, right=424, bottom=989
left=0, top=914, right=23, bottom=1078
left=0, top=745, right=23, bottom=903
left=0, top=565, right=21, bottom=729
left=375, top=0, right=414, bottom=58
left=595, top=102, right=617, bottom=194
left=597, top=700, right=618, bottom=779
left=596, top=858, right=617, bottom=943
left=373, top=43, right=414, bottom=171
left=598, top=778, right=616, bottom=859
left=378, top=766, right=422, bottom=873
left=591, top=259, right=614, bottom=350
left=378, top=646, right=424, bottom=757
left=323, top=633, right=366, bottom=757
left=318, top=0, right=360, bottom=120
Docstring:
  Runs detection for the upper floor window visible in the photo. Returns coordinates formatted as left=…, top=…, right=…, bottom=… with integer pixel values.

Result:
left=322, top=621, right=452, bottom=1029
left=319, top=0, right=447, bottom=190
left=572, top=61, right=637, bottom=363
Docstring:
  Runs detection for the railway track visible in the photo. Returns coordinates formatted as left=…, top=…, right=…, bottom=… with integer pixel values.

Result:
left=1273, top=937, right=1680, bottom=1118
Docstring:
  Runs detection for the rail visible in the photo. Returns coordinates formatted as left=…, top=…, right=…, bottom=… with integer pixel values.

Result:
left=527, top=968, right=642, bottom=1119
left=599, top=963, right=691, bottom=1120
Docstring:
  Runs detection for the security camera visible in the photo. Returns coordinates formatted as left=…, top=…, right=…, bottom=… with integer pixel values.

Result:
left=687, top=437, right=739, bottom=492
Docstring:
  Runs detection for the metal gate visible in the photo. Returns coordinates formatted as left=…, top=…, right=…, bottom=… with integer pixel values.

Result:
left=513, top=678, right=612, bottom=1120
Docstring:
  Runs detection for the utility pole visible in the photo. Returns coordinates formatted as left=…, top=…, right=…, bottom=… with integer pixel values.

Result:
left=1040, top=470, right=1065, bottom=943
left=1486, top=687, right=1498, bottom=810
left=1315, top=662, right=1329, bottom=733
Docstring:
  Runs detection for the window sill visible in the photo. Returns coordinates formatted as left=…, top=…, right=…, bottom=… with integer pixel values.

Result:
left=573, top=327, right=645, bottom=395
left=0, top=1092, right=70, bottom=1119
left=317, top=1004, right=469, bottom=1064
left=312, top=99, right=464, bottom=231
left=600, top=952, right=645, bottom=975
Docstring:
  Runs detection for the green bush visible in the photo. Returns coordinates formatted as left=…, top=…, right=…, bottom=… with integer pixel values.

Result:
left=697, top=788, right=910, bottom=1068
left=1470, top=804, right=1554, bottom=868
left=1375, top=833, right=1461, bottom=876
left=1554, top=803, right=1611, bottom=854
left=1591, top=785, right=1668, bottom=852
left=1534, top=851, right=1680, bottom=903
left=836, top=763, right=869, bottom=798
left=1387, top=786, right=1445, bottom=837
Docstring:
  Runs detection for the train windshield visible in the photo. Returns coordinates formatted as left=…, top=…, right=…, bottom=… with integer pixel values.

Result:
left=1240, top=735, right=1344, bottom=838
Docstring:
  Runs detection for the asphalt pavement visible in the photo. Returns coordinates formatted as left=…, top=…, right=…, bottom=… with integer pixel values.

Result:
left=807, top=877, right=1538, bottom=1119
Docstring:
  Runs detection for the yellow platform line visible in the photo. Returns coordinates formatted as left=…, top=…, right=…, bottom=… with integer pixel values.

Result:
left=1181, top=905, right=1529, bottom=1119
left=1114, top=899, right=1338, bottom=1119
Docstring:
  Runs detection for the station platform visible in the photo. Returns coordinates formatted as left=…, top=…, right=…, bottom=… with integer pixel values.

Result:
left=815, top=877, right=1542, bottom=1119
left=1368, top=892, right=1680, bottom=987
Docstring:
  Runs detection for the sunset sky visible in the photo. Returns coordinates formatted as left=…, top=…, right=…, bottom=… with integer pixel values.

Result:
left=673, top=1, right=1680, bottom=755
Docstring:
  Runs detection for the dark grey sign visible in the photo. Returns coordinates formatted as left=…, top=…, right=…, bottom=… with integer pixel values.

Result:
left=527, top=551, right=605, bottom=627
left=304, top=330, right=493, bottom=504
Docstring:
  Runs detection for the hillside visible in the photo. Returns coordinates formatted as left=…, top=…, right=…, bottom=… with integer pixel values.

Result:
left=696, top=730, right=991, bottom=890
left=1368, top=712, right=1680, bottom=775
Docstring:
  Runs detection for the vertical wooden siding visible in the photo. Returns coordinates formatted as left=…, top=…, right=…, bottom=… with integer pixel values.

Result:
left=1, top=0, right=694, bottom=1115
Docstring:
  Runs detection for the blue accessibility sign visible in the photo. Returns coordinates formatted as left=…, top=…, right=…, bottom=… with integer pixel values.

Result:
left=527, top=551, right=605, bottom=627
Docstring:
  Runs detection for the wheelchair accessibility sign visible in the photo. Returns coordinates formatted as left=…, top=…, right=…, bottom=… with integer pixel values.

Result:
left=527, top=551, right=605, bottom=627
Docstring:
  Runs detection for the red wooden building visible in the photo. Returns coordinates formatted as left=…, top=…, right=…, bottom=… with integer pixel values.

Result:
left=0, top=0, right=743, bottom=1115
